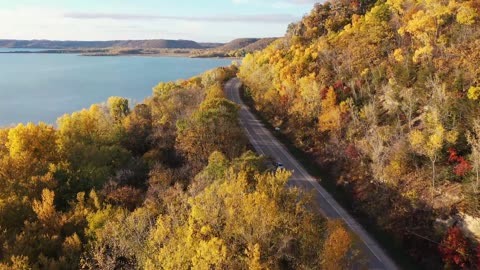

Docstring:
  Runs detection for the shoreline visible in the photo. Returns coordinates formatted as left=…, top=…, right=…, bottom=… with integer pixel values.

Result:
left=0, top=50, right=243, bottom=60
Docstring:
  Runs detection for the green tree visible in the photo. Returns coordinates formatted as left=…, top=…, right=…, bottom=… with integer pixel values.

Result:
left=107, top=96, right=130, bottom=123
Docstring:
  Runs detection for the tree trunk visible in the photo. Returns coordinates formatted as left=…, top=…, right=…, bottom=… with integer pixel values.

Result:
left=476, top=167, right=479, bottom=192
left=431, top=159, right=436, bottom=200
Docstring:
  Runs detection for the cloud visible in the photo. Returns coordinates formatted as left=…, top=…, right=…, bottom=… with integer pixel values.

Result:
left=64, top=12, right=298, bottom=24
left=232, top=0, right=318, bottom=5
left=0, top=7, right=295, bottom=42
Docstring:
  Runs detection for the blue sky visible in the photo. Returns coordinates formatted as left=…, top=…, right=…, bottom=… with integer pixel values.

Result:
left=0, top=0, right=319, bottom=42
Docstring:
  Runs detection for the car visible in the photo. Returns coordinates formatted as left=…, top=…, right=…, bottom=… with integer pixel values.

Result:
left=275, top=162, right=285, bottom=170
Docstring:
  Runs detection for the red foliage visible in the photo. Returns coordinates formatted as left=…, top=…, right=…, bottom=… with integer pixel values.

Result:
left=333, top=80, right=344, bottom=90
left=345, top=143, right=360, bottom=159
left=448, top=148, right=472, bottom=176
left=280, top=95, right=289, bottom=106
left=439, top=226, right=470, bottom=269
left=320, top=87, right=329, bottom=99
left=333, top=80, right=351, bottom=94
left=455, top=158, right=472, bottom=176
left=449, top=148, right=459, bottom=163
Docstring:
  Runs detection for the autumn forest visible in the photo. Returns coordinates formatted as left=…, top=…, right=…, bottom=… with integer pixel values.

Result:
left=1, top=0, right=480, bottom=269
left=240, top=0, right=480, bottom=269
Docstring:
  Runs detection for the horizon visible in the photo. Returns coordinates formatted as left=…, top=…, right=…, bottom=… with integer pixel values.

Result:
left=0, top=37, right=279, bottom=43
left=0, top=0, right=320, bottom=43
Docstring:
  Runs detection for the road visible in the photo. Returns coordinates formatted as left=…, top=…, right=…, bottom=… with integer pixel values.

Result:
left=225, top=78, right=399, bottom=270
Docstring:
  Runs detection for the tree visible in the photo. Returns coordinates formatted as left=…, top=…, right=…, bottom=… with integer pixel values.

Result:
left=467, top=120, right=480, bottom=191
left=122, top=104, right=152, bottom=155
left=5, top=123, right=58, bottom=178
left=176, top=98, right=247, bottom=167
left=189, top=151, right=229, bottom=195
left=57, top=104, right=132, bottom=193
left=410, top=110, right=446, bottom=197
left=153, top=81, right=177, bottom=97
left=456, top=2, right=478, bottom=25
left=319, top=87, right=342, bottom=132
left=467, top=86, right=480, bottom=101
left=0, top=256, right=31, bottom=270
left=439, top=227, right=471, bottom=269
left=32, top=189, right=60, bottom=229
left=107, top=96, right=130, bottom=123
left=321, top=220, right=358, bottom=270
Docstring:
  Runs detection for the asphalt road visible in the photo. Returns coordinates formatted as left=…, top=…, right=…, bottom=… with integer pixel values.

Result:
left=225, top=78, right=399, bottom=270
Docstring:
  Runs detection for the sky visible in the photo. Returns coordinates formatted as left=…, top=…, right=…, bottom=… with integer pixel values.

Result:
left=0, top=0, right=319, bottom=42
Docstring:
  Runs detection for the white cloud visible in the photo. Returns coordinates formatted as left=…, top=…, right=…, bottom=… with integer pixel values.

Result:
left=64, top=12, right=298, bottom=24
left=0, top=7, right=293, bottom=42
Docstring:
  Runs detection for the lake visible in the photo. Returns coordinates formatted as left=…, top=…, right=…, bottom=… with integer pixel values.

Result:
left=0, top=48, right=48, bottom=52
left=0, top=51, right=232, bottom=126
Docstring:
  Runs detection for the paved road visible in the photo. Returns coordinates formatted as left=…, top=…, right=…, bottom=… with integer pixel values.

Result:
left=225, top=78, right=399, bottom=270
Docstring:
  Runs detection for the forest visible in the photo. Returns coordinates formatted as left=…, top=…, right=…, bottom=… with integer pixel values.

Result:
left=238, top=0, right=480, bottom=269
left=3, top=0, right=480, bottom=269
left=0, top=65, right=359, bottom=269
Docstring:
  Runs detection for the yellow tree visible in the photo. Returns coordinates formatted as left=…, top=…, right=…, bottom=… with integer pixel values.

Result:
left=456, top=1, right=478, bottom=25
left=289, top=73, right=322, bottom=122
left=6, top=123, right=58, bottom=169
left=142, top=154, right=331, bottom=269
left=398, top=0, right=456, bottom=63
left=321, top=220, right=356, bottom=270
left=2, top=123, right=58, bottom=186
left=409, top=110, right=446, bottom=196
left=319, top=87, right=342, bottom=132
left=32, top=189, right=60, bottom=228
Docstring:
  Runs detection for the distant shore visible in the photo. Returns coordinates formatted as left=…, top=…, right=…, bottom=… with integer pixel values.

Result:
left=0, top=48, right=243, bottom=59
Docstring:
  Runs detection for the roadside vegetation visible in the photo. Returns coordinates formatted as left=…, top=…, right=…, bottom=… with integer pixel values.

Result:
left=0, top=65, right=360, bottom=269
left=239, top=0, right=480, bottom=269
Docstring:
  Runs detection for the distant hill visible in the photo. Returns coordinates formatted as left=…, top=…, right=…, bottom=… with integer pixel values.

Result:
left=0, top=39, right=206, bottom=49
left=215, top=38, right=262, bottom=52
left=0, top=38, right=275, bottom=57
left=199, top=42, right=225, bottom=49
left=193, top=38, right=278, bottom=58
left=242, top=38, right=278, bottom=52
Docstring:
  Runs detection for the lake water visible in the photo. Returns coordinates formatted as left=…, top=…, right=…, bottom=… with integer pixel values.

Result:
left=0, top=48, right=47, bottom=52
left=0, top=52, right=232, bottom=126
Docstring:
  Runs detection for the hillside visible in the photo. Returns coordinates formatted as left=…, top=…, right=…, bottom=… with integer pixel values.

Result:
left=239, top=0, right=480, bottom=269
left=0, top=39, right=206, bottom=49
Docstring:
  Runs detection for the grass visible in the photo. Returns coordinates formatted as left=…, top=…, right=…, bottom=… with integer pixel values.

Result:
left=239, top=86, right=422, bottom=270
